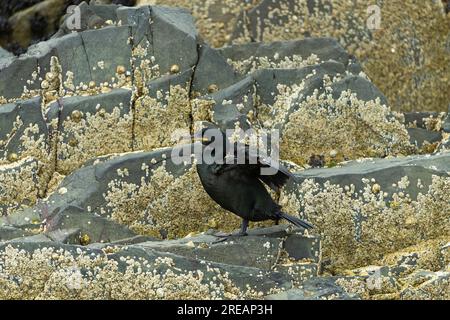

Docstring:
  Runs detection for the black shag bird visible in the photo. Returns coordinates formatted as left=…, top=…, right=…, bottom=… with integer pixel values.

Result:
left=194, top=128, right=313, bottom=236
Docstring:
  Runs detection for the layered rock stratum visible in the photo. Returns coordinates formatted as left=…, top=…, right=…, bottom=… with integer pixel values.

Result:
left=0, top=2, right=449, bottom=300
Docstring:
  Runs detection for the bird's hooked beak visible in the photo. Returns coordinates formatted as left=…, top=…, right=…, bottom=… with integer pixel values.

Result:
left=191, top=135, right=209, bottom=143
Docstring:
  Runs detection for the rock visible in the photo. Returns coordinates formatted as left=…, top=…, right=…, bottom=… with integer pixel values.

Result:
left=403, top=112, right=441, bottom=129
left=219, top=38, right=362, bottom=75
left=231, top=0, right=300, bottom=44
left=328, top=75, right=389, bottom=106
left=116, top=5, right=151, bottom=45
left=281, top=153, right=450, bottom=269
left=45, top=228, right=80, bottom=244
left=0, top=158, right=40, bottom=216
left=46, top=88, right=133, bottom=174
left=438, top=137, right=450, bottom=152
left=407, top=128, right=442, bottom=149
left=0, top=0, right=135, bottom=51
left=0, top=55, right=40, bottom=99
left=9, top=234, right=51, bottom=243
left=265, top=277, right=359, bottom=300
left=379, top=238, right=450, bottom=275
left=135, top=226, right=320, bottom=284
left=133, top=69, right=193, bottom=151
left=273, top=263, right=318, bottom=286
left=284, top=234, right=321, bottom=262
left=228, top=0, right=449, bottom=113
left=205, top=76, right=255, bottom=130
left=441, top=243, right=450, bottom=269
left=48, top=206, right=138, bottom=244
left=29, top=33, right=93, bottom=91
left=0, top=47, right=12, bottom=59
left=400, top=270, right=450, bottom=299
left=107, top=235, right=157, bottom=245
left=239, top=58, right=404, bottom=169
left=252, top=61, right=347, bottom=107
left=287, top=153, right=450, bottom=201
left=81, top=26, right=132, bottom=84
left=191, top=44, right=241, bottom=96
left=2, top=23, right=133, bottom=100
left=137, top=234, right=282, bottom=270
left=0, top=226, right=34, bottom=242
left=443, top=106, right=450, bottom=133
left=0, top=3, right=186, bottom=101
left=14, top=147, right=236, bottom=239
left=46, top=150, right=174, bottom=216
left=150, top=6, right=199, bottom=74
left=245, top=224, right=294, bottom=238
left=0, top=241, right=292, bottom=299
left=0, top=97, right=49, bottom=166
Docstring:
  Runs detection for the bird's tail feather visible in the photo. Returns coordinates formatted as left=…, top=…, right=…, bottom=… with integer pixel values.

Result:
left=278, top=212, right=314, bottom=230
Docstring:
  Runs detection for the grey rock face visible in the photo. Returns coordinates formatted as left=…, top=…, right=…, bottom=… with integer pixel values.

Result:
left=31, top=33, right=94, bottom=91
left=137, top=235, right=282, bottom=270
left=150, top=6, right=199, bottom=74
left=45, top=228, right=81, bottom=244
left=80, top=26, right=132, bottom=84
left=117, top=5, right=152, bottom=45
left=265, top=277, right=360, bottom=300
left=284, top=234, right=321, bottom=262
left=0, top=2, right=447, bottom=300
left=0, top=97, right=49, bottom=163
left=328, top=75, right=389, bottom=106
left=135, top=224, right=321, bottom=272
left=0, top=226, right=34, bottom=242
left=219, top=38, right=362, bottom=75
left=25, top=148, right=185, bottom=226
left=286, top=153, right=450, bottom=202
left=0, top=47, right=12, bottom=59
left=206, top=76, right=255, bottom=130
left=403, top=112, right=441, bottom=129
left=0, top=55, right=40, bottom=99
left=145, top=69, right=193, bottom=99
left=407, top=128, right=442, bottom=149
left=232, top=0, right=299, bottom=44
left=44, top=206, right=138, bottom=244
left=443, top=106, right=450, bottom=133
left=191, top=44, right=241, bottom=96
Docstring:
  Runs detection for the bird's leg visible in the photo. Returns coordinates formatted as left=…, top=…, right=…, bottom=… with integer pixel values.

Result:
left=236, top=219, right=249, bottom=236
left=213, top=219, right=249, bottom=240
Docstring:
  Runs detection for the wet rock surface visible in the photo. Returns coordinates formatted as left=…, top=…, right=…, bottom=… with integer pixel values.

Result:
left=0, top=3, right=449, bottom=300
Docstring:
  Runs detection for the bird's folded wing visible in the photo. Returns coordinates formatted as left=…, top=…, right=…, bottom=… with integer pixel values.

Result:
left=221, top=144, right=293, bottom=191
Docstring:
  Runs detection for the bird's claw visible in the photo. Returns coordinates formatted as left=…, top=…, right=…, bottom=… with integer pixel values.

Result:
left=214, top=231, right=232, bottom=238
left=212, top=231, right=248, bottom=243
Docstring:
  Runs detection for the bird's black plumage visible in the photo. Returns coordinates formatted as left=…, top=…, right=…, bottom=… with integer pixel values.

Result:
left=195, top=128, right=313, bottom=235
